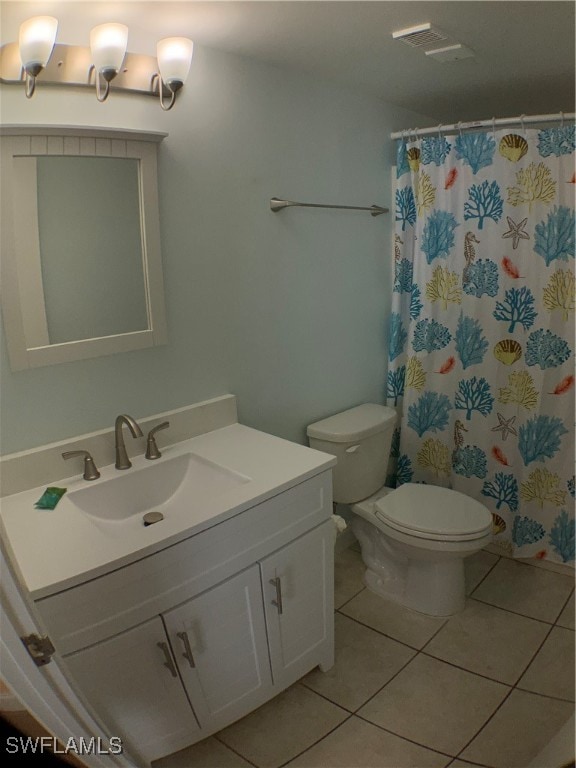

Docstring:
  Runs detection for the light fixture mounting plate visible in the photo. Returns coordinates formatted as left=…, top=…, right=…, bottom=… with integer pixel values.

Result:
left=0, top=42, right=170, bottom=97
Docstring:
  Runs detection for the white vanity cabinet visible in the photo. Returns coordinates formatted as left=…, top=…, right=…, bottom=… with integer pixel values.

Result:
left=163, top=564, right=274, bottom=732
left=64, top=616, right=202, bottom=763
left=261, top=522, right=333, bottom=688
left=33, top=470, right=335, bottom=766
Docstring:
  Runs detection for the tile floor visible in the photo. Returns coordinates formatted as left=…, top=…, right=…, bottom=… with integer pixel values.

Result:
left=155, top=547, right=575, bottom=768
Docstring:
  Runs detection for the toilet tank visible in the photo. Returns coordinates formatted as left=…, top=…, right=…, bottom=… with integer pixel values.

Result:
left=307, top=404, right=397, bottom=504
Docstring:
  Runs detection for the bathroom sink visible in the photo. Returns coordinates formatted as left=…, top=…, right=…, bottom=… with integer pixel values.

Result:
left=67, top=452, right=250, bottom=522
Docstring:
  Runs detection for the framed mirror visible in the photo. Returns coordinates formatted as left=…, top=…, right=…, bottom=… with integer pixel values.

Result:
left=0, top=126, right=168, bottom=370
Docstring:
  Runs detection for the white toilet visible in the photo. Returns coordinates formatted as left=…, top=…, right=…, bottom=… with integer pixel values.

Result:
left=307, top=403, right=493, bottom=617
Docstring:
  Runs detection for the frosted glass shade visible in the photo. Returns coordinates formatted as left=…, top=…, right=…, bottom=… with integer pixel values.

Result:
left=90, top=23, right=128, bottom=73
left=19, top=16, right=58, bottom=70
left=157, top=37, right=193, bottom=87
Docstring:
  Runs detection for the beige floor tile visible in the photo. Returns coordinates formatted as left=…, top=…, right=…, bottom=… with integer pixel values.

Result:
left=460, top=689, right=575, bottom=768
left=286, top=716, right=451, bottom=768
left=340, top=588, right=447, bottom=649
left=471, top=558, right=574, bottom=623
left=217, top=684, right=348, bottom=768
left=518, top=626, right=576, bottom=701
left=334, top=548, right=366, bottom=609
left=449, top=762, right=488, bottom=767
left=425, top=598, right=550, bottom=684
left=358, top=655, right=508, bottom=756
left=303, top=613, right=415, bottom=711
left=465, top=551, right=499, bottom=595
left=153, top=737, right=252, bottom=768
left=557, top=590, right=575, bottom=630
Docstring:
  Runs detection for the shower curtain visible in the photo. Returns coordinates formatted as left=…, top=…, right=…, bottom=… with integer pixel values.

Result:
left=387, top=123, right=575, bottom=566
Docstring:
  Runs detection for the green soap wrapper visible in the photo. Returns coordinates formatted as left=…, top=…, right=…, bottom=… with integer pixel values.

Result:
left=35, top=487, right=67, bottom=510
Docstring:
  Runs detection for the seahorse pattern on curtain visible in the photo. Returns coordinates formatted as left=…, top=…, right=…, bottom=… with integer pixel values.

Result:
left=386, top=125, right=575, bottom=566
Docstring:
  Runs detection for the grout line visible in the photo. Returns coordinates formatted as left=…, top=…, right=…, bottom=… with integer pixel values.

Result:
left=298, top=680, right=354, bottom=714
left=336, top=608, right=430, bottom=652
left=213, top=735, right=260, bottom=768
left=353, top=712, right=457, bottom=760
left=467, top=554, right=502, bottom=596
left=553, top=586, right=575, bottom=628
left=447, top=759, right=496, bottom=768
left=509, top=622, right=555, bottom=687
left=470, top=596, right=557, bottom=625
left=514, top=685, right=576, bottom=704
left=334, top=585, right=366, bottom=612
left=419, top=650, right=516, bottom=688
left=275, top=713, right=355, bottom=768
left=418, top=614, right=452, bottom=652
left=466, top=595, right=552, bottom=629
left=349, top=646, right=420, bottom=712
left=453, top=686, right=515, bottom=763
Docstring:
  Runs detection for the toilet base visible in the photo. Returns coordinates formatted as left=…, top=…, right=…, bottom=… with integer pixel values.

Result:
left=351, top=508, right=487, bottom=618
left=363, top=557, right=465, bottom=617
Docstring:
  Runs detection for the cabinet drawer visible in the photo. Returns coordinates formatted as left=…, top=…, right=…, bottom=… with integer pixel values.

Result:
left=36, top=471, right=332, bottom=654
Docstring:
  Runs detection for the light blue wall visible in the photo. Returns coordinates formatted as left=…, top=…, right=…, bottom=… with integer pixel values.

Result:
left=0, top=44, right=431, bottom=454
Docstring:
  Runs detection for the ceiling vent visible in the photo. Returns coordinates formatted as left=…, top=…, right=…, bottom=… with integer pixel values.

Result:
left=392, top=23, right=449, bottom=48
left=425, top=44, right=475, bottom=63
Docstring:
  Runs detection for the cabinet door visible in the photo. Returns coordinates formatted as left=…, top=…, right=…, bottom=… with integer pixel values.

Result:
left=260, top=521, right=334, bottom=688
left=65, top=616, right=200, bottom=765
left=163, top=564, right=273, bottom=733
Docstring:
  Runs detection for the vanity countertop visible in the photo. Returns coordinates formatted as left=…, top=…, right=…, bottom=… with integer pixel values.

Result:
left=0, top=424, right=335, bottom=599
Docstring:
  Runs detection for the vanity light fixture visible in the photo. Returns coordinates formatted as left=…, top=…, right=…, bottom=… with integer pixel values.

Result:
left=4, top=16, right=193, bottom=110
left=89, top=23, right=128, bottom=102
left=18, top=15, right=58, bottom=98
left=155, top=37, right=194, bottom=111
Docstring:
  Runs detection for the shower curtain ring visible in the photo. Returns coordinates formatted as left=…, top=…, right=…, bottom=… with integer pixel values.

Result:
left=413, top=127, right=419, bottom=143
left=492, top=117, right=496, bottom=138
left=520, top=114, right=527, bottom=135
left=560, top=111, right=565, bottom=127
left=437, top=123, right=443, bottom=140
left=457, top=121, right=463, bottom=138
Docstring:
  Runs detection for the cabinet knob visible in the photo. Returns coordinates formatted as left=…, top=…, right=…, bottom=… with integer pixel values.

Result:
left=176, top=631, right=196, bottom=668
left=269, top=577, right=283, bottom=615
left=157, top=641, right=178, bottom=677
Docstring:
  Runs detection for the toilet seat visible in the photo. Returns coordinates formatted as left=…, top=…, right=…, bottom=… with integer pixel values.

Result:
left=375, top=483, right=492, bottom=542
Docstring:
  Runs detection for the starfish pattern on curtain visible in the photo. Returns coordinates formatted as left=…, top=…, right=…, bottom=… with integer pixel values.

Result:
left=387, top=125, right=575, bottom=565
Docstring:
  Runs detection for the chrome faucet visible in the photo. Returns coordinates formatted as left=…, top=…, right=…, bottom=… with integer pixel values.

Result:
left=115, top=414, right=143, bottom=470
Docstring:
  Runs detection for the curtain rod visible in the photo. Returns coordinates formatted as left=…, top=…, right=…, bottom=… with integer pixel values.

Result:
left=390, top=112, right=575, bottom=140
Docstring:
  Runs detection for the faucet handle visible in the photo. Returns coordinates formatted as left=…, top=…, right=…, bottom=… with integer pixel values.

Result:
left=145, top=421, right=170, bottom=460
left=62, top=450, right=101, bottom=481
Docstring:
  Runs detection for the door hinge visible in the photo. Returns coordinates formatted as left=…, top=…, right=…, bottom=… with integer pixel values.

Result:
left=22, top=633, right=56, bottom=666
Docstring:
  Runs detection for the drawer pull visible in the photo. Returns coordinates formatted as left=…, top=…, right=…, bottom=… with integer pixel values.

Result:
left=157, top=641, right=178, bottom=678
left=269, top=577, right=283, bottom=615
left=177, top=631, right=196, bottom=668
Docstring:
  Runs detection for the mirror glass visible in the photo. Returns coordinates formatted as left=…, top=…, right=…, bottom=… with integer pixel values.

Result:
left=30, top=156, right=148, bottom=344
left=0, top=128, right=167, bottom=371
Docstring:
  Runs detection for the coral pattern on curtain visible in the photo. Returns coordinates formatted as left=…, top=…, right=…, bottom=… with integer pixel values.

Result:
left=387, top=124, right=575, bottom=565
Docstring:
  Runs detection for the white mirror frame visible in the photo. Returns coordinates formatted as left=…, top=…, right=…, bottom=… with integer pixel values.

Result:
left=0, top=125, right=168, bottom=370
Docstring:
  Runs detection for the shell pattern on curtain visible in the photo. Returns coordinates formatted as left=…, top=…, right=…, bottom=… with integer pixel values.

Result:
left=387, top=125, right=575, bottom=566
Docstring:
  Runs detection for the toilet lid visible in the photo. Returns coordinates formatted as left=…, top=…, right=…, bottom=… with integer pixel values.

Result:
left=375, top=483, right=492, bottom=539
